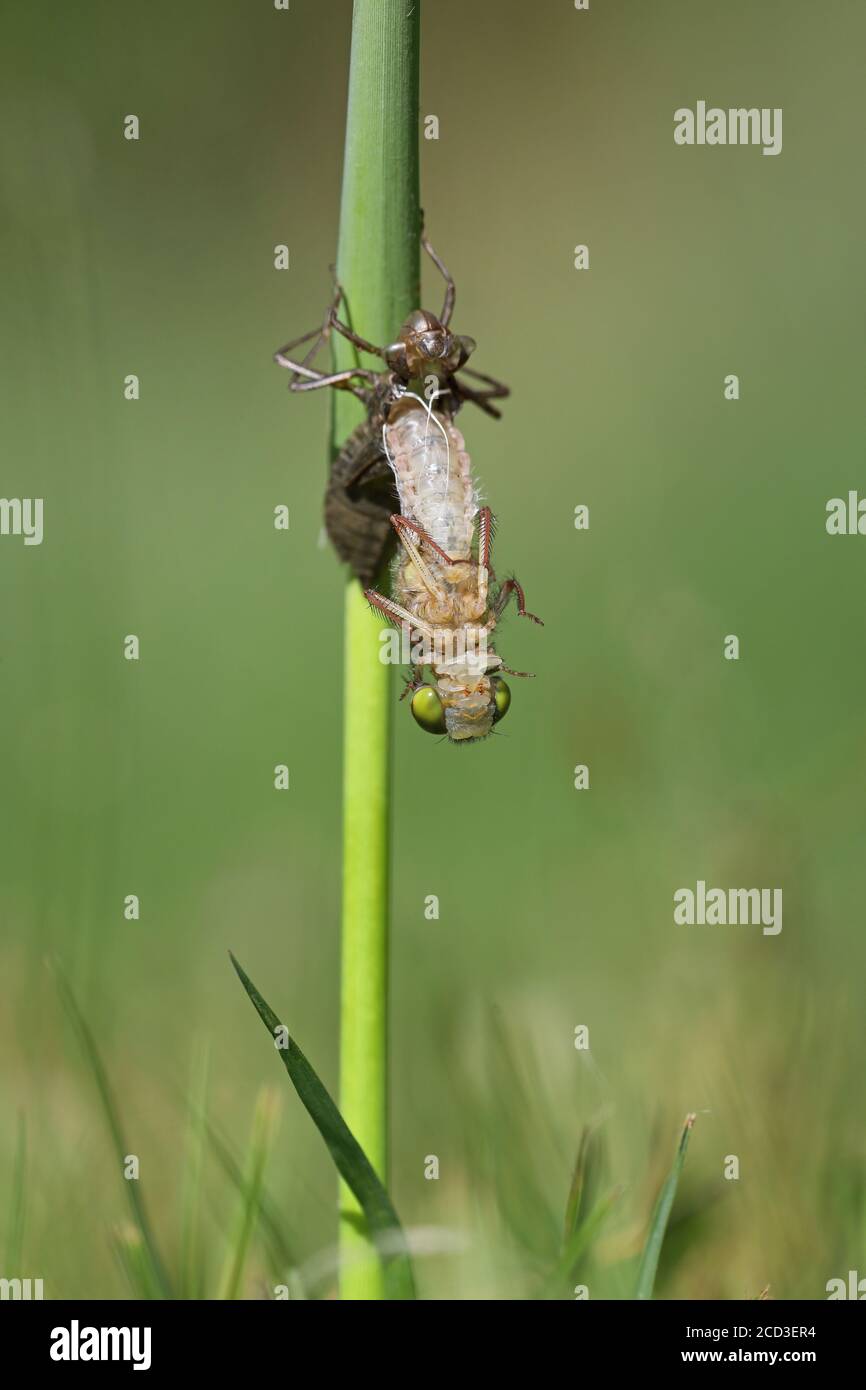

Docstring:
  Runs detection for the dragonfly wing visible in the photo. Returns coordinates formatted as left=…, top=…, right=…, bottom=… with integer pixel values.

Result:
left=324, top=422, right=399, bottom=588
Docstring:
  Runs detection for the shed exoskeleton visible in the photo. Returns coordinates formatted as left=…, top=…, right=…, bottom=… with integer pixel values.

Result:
left=274, top=231, right=509, bottom=586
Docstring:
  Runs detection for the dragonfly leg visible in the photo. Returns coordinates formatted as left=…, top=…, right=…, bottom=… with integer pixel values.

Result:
left=421, top=229, right=456, bottom=328
left=389, top=514, right=450, bottom=600
left=492, top=577, right=544, bottom=626
left=363, top=588, right=436, bottom=641
left=399, top=665, right=426, bottom=700
left=498, top=663, right=536, bottom=679
left=474, top=507, right=494, bottom=609
left=391, top=514, right=459, bottom=567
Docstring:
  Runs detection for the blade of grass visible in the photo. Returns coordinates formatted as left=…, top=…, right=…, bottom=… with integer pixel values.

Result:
left=217, top=1086, right=277, bottom=1300
left=331, top=0, right=421, bottom=1301
left=203, top=1114, right=300, bottom=1288
left=5, top=1112, right=27, bottom=1273
left=230, top=952, right=416, bottom=1299
left=112, top=1224, right=162, bottom=1300
left=484, top=1009, right=563, bottom=1261
left=178, top=1037, right=210, bottom=1299
left=53, top=959, right=172, bottom=1298
left=539, top=1187, right=622, bottom=1299
left=564, top=1123, right=607, bottom=1245
left=634, top=1112, right=696, bottom=1300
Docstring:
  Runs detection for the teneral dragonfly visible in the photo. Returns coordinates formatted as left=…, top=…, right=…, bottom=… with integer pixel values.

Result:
left=369, top=391, right=541, bottom=742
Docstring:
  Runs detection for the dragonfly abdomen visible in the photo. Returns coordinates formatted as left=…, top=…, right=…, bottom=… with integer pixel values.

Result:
left=384, top=400, right=477, bottom=559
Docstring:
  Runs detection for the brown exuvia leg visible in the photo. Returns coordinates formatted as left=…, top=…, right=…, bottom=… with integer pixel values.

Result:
left=453, top=365, right=511, bottom=418
left=451, top=373, right=510, bottom=420
left=273, top=323, right=327, bottom=374
left=327, top=310, right=386, bottom=362
left=275, top=285, right=379, bottom=403
left=421, top=231, right=456, bottom=328
left=274, top=341, right=376, bottom=401
left=290, top=366, right=380, bottom=398
left=274, top=284, right=343, bottom=378
left=461, top=364, right=510, bottom=399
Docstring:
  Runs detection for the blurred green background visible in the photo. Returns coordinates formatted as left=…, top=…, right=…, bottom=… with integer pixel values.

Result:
left=1, top=0, right=865, bottom=1299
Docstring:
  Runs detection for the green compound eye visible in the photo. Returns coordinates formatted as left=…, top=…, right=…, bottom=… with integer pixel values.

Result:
left=492, top=678, right=511, bottom=723
left=410, top=685, right=447, bottom=735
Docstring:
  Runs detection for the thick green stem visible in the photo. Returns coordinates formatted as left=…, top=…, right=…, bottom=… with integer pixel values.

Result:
left=332, top=0, right=421, bottom=1300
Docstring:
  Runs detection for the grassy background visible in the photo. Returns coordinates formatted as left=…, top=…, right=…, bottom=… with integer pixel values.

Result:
left=1, top=0, right=864, bottom=1298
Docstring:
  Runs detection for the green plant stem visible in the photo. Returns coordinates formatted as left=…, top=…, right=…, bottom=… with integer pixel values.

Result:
left=331, top=0, right=421, bottom=1300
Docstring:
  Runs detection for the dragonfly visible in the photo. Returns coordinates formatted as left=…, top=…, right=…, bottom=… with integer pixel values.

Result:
left=275, top=231, right=541, bottom=742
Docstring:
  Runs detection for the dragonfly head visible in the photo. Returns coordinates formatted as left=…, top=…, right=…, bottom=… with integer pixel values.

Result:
left=410, top=677, right=511, bottom=743
left=387, top=311, right=475, bottom=382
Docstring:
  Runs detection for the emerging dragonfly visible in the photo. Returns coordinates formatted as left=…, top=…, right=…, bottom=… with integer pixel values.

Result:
left=370, top=392, right=542, bottom=742
left=275, top=232, right=541, bottom=742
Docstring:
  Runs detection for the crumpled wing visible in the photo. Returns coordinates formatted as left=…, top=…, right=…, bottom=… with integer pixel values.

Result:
left=324, top=420, right=399, bottom=588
